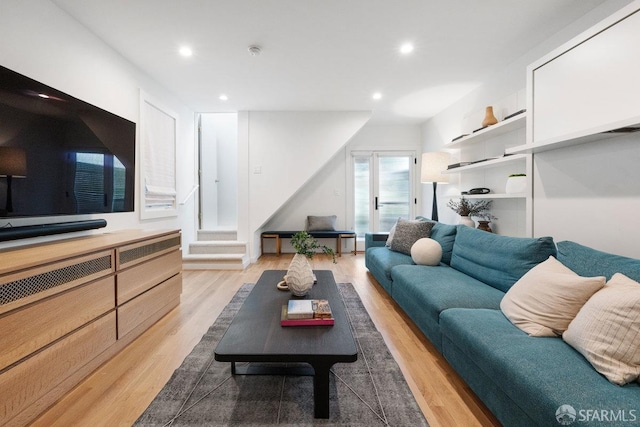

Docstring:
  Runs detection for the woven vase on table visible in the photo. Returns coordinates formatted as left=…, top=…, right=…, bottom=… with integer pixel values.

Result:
left=285, top=253, right=315, bottom=297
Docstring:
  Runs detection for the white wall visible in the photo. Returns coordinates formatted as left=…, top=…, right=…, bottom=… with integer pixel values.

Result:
left=533, top=129, right=640, bottom=258
left=348, top=124, right=422, bottom=152
left=240, top=111, right=371, bottom=259
left=261, top=123, right=422, bottom=254
left=420, top=0, right=638, bottom=257
left=0, top=0, right=197, bottom=250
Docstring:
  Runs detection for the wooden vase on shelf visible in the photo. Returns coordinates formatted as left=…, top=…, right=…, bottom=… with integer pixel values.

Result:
left=477, top=221, right=493, bottom=233
left=482, top=106, right=498, bottom=127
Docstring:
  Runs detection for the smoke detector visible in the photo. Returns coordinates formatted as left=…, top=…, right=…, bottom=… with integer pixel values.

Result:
left=247, top=45, right=262, bottom=56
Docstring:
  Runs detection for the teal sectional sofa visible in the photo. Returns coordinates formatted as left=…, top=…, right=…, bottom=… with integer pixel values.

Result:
left=365, top=223, right=640, bottom=426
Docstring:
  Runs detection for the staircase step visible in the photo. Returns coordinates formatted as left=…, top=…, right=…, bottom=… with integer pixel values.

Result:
left=182, top=253, right=249, bottom=270
left=189, top=241, right=247, bottom=255
left=198, top=229, right=237, bottom=241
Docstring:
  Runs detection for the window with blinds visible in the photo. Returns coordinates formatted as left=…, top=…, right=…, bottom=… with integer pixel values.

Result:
left=72, top=152, right=126, bottom=214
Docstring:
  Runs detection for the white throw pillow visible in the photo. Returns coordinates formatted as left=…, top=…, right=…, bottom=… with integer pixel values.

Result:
left=563, top=273, right=640, bottom=386
left=410, top=238, right=442, bottom=266
left=500, top=256, right=605, bottom=337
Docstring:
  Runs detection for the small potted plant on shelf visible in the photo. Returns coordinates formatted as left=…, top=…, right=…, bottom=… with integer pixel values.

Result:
left=447, top=197, right=496, bottom=230
left=285, top=231, right=336, bottom=297
left=506, top=173, right=527, bottom=194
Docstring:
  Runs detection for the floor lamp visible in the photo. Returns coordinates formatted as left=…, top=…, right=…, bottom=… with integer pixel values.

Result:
left=421, top=151, right=450, bottom=222
left=0, top=147, right=27, bottom=216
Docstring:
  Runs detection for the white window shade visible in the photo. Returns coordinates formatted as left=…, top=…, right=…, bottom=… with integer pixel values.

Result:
left=140, top=92, right=177, bottom=218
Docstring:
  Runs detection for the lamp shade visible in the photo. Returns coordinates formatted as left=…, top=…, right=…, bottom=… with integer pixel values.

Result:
left=421, top=151, right=449, bottom=183
left=0, top=147, right=27, bottom=177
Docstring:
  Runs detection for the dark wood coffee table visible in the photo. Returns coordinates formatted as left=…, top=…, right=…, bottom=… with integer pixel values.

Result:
left=214, top=269, right=358, bottom=418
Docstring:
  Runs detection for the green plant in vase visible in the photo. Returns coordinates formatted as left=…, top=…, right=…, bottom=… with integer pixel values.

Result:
left=447, top=197, right=497, bottom=227
left=290, top=231, right=337, bottom=264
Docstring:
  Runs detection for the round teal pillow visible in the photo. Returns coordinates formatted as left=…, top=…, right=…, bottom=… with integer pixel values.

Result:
left=410, top=238, right=443, bottom=266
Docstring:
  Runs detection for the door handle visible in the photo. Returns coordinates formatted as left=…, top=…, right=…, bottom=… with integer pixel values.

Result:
left=375, top=197, right=384, bottom=210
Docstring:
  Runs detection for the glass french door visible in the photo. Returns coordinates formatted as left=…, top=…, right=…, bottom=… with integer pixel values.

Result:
left=353, top=151, right=416, bottom=235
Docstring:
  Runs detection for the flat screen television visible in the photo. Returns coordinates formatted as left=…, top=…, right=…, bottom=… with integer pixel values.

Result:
left=0, top=64, right=135, bottom=219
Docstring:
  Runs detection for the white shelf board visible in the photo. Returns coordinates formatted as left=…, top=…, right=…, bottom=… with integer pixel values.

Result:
left=446, top=193, right=526, bottom=200
left=443, top=154, right=527, bottom=174
left=446, top=113, right=526, bottom=149
left=506, top=114, right=640, bottom=155
left=507, top=132, right=619, bottom=154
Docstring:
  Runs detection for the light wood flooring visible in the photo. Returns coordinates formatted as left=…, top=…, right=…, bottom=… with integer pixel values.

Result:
left=31, top=254, right=500, bottom=427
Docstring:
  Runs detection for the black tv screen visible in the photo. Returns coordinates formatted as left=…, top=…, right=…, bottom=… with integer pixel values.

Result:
left=0, top=64, right=135, bottom=219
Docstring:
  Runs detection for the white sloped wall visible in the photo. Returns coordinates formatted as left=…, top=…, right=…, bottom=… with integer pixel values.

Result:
left=238, top=111, right=371, bottom=260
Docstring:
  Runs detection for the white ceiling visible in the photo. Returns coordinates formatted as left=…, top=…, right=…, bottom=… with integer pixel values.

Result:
left=52, top=0, right=606, bottom=124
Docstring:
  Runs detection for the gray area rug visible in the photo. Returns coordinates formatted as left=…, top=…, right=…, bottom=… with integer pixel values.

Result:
left=134, top=283, right=429, bottom=426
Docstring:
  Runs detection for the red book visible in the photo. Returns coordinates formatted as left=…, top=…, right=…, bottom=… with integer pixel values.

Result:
left=281, top=305, right=334, bottom=326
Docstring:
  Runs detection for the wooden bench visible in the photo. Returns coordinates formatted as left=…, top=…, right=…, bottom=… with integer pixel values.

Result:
left=261, top=231, right=357, bottom=256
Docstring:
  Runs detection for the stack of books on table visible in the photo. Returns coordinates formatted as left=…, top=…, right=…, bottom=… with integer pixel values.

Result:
left=281, top=299, right=335, bottom=326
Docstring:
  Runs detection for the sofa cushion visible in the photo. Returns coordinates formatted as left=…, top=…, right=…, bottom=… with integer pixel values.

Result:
left=390, top=264, right=504, bottom=351
left=440, top=308, right=640, bottom=427
left=563, top=273, right=640, bottom=385
left=557, top=240, right=640, bottom=282
left=501, top=256, right=605, bottom=337
left=389, top=218, right=434, bottom=255
left=429, top=222, right=457, bottom=265
left=410, top=238, right=442, bottom=266
left=364, top=246, right=414, bottom=294
left=450, top=226, right=556, bottom=292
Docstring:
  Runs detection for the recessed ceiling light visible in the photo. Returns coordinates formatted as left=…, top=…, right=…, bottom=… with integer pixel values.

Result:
left=372, top=92, right=382, bottom=100
left=219, top=94, right=228, bottom=101
left=38, top=93, right=50, bottom=99
left=179, top=46, right=193, bottom=57
left=400, top=43, right=414, bottom=55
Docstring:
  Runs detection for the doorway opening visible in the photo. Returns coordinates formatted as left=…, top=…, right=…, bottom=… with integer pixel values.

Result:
left=352, top=151, right=416, bottom=236
left=198, top=113, right=238, bottom=229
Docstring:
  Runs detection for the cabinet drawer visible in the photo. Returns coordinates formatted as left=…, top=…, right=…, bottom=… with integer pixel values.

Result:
left=0, top=312, right=116, bottom=425
left=116, top=232, right=181, bottom=270
left=0, top=250, right=114, bottom=316
left=117, top=273, right=182, bottom=339
left=0, top=276, right=115, bottom=372
left=117, top=250, right=182, bottom=305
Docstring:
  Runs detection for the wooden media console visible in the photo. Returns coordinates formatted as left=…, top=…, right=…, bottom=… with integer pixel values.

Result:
left=0, top=229, right=182, bottom=427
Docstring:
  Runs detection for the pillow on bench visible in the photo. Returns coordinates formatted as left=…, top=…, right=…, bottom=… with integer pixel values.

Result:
left=306, top=215, right=337, bottom=231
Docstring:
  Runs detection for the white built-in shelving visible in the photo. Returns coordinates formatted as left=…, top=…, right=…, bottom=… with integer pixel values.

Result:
left=446, top=113, right=526, bottom=149
left=458, top=193, right=527, bottom=200
left=445, top=110, right=531, bottom=236
left=442, top=153, right=527, bottom=174
left=507, top=115, right=640, bottom=155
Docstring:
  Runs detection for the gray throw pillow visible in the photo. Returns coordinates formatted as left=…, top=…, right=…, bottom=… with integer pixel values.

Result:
left=306, top=215, right=337, bottom=231
left=390, top=218, right=434, bottom=255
